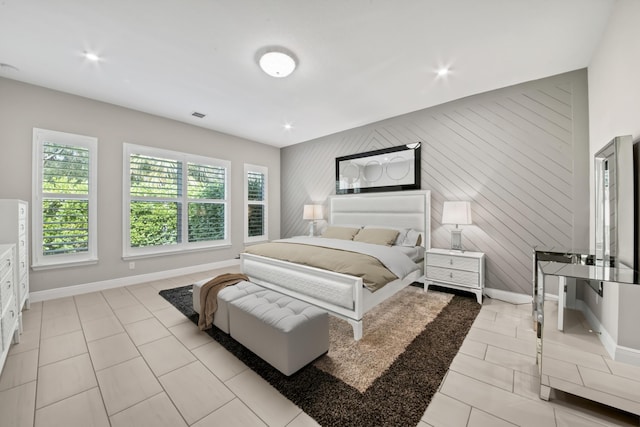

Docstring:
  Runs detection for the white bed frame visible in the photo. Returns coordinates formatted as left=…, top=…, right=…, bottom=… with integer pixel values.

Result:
left=240, top=190, right=431, bottom=340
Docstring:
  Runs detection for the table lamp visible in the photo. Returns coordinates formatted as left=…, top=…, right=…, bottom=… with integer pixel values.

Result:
left=442, top=201, right=472, bottom=251
left=303, top=204, right=323, bottom=236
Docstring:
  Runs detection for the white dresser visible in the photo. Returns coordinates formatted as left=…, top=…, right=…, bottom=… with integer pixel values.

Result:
left=0, top=199, right=29, bottom=311
left=0, top=244, right=19, bottom=373
left=0, top=200, right=30, bottom=327
left=424, top=248, right=485, bottom=304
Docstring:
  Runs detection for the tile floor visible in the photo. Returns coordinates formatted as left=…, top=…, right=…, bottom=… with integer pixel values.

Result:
left=0, top=268, right=638, bottom=427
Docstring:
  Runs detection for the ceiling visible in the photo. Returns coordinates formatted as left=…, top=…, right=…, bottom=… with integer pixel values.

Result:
left=0, top=0, right=614, bottom=148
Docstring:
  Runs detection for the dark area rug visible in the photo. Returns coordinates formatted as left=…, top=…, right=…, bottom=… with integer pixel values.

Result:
left=159, top=285, right=480, bottom=427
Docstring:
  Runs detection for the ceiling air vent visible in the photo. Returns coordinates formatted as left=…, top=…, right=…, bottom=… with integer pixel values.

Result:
left=191, top=112, right=206, bottom=119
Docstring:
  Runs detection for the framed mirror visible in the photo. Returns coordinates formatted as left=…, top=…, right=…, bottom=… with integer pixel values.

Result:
left=335, top=143, right=421, bottom=194
left=594, top=135, right=634, bottom=269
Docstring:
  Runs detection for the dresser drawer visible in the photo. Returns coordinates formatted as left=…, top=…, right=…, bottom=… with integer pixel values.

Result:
left=426, top=266, right=480, bottom=289
left=426, top=253, right=479, bottom=272
left=1, top=295, right=18, bottom=352
left=0, top=253, right=11, bottom=281
left=0, top=271, right=13, bottom=310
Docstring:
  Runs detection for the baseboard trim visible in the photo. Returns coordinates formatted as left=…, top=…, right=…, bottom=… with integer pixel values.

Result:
left=483, top=288, right=532, bottom=304
left=30, top=259, right=240, bottom=303
left=575, top=299, right=640, bottom=366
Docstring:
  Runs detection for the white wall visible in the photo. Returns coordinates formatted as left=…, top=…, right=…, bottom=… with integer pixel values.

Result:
left=588, top=0, right=640, bottom=350
left=0, top=78, right=281, bottom=293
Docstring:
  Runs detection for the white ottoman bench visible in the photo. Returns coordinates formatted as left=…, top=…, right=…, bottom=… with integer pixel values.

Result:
left=192, top=279, right=265, bottom=333
left=229, top=290, right=329, bottom=376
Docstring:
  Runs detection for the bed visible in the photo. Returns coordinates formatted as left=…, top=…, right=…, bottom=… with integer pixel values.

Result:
left=240, top=190, right=431, bottom=340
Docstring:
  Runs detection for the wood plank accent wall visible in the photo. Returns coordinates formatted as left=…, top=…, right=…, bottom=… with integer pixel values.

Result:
left=281, top=70, right=589, bottom=296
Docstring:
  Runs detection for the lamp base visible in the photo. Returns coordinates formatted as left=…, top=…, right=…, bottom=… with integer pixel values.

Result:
left=308, top=221, right=316, bottom=237
left=450, top=229, right=463, bottom=251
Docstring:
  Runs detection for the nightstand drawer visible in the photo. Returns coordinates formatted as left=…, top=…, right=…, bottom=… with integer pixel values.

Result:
left=426, top=266, right=480, bottom=288
left=426, top=253, right=479, bottom=272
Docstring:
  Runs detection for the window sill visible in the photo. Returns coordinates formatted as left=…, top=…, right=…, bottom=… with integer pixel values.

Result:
left=123, top=243, right=232, bottom=261
left=32, top=258, right=98, bottom=271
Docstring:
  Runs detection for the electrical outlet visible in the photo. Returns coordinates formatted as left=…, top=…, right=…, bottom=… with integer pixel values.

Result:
left=129, top=262, right=135, bottom=270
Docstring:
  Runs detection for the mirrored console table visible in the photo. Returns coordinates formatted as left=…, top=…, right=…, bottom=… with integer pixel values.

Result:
left=535, top=251, right=640, bottom=417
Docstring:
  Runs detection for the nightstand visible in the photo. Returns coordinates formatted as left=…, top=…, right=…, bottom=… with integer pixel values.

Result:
left=424, top=248, right=485, bottom=304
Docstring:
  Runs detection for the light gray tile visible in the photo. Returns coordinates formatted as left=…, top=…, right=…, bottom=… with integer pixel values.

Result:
left=440, top=371, right=556, bottom=427
left=124, top=317, right=171, bottom=346
left=138, top=335, right=196, bottom=376
left=192, top=341, right=248, bottom=382
left=169, top=321, right=213, bottom=349
left=36, top=353, right=97, bottom=409
left=153, top=306, right=189, bottom=328
left=74, top=291, right=107, bottom=308
left=87, top=332, right=139, bottom=371
left=192, top=398, right=268, bottom=427
left=34, top=387, right=109, bottom=427
left=82, top=315, right=124, bottom=342
left=226, top=369, right=301, bottom=427
left=39, top=329, right=87, bottom=366
left=96, top=357, right=162, bottom=415
left=76, top=301, right=114, bottom=323
left=450, top=353, right=514, bottom=392
left=41, top=297, right=76, bottom=320
left=8, top=327, right=40, bottom=356
left=0, top=380, right=36, bottom=427
left=109, top=392, right=187, bottom=427
left=0, top=348, right=38, bottom=391
left=422, top=392, right=471, bottom=427
left=113, top=304, right=153, bottom=325
left=468, top=408, right=518, bottom=426
left=159, top=361, right=234, bottom=425
left=40, top=313, right=81, bottom=339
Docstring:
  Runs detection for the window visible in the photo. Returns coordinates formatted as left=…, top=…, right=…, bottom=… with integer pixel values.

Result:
left=32, top=128, right=98, bottom=269
left=244, top=164, right=268, bottom=243
left=123, top=144, right=230, bottom=258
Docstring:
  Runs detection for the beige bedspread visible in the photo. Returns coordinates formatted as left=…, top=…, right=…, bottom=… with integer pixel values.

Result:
left=244, top=242, right=398, bottom=291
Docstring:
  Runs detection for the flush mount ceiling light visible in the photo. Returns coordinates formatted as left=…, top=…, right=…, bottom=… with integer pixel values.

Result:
left=258, top=47, right=297, bottom=78
left=84, top=51, right=101, bottom=62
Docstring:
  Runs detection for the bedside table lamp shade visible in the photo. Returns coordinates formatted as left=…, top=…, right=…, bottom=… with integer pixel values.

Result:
left=303, top=204, right=323, bottom=236
left=442, top=201, right=472, bottom=251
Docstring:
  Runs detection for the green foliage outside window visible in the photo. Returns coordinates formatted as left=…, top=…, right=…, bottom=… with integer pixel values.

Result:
left=129, top=154, right=226, bottom=248
left=42, top=143, right=90, bottom=256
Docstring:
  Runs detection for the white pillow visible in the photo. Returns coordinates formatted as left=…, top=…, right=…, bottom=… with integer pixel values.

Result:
left=401, top=229, right=422, bottom=247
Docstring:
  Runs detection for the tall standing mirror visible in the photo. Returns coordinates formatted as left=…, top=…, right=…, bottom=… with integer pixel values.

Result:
left=595, top=135, right=634, bottom=269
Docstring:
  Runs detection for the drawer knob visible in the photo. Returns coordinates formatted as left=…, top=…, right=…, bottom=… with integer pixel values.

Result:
left=449, top=259, right=453, bottom=265
left=449, top=272, right=453, bottom=278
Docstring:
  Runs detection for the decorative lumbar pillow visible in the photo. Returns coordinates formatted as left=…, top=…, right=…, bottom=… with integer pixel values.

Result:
left=364, top=225, right=409, bottom=246
left=321, top=226, right=361, bottom=240
left=353, top=228, right=400, bottom=246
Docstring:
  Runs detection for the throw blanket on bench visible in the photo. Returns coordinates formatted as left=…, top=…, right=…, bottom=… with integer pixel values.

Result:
left=198, top=273, right=249, bottom=331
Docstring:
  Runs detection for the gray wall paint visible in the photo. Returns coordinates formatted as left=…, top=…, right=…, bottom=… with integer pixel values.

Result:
left=0, top=77, right=280, bottom=292
left=282, top=69, right=590, bottom=296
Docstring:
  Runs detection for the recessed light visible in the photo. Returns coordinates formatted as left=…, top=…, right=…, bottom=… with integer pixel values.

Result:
left=283, top=123, right=293, bottom=130
left=436, top=67, right=449, bottom=77
left=84, top=52, right=100, bottom=62
left=258, top=47, right=297, bottom=78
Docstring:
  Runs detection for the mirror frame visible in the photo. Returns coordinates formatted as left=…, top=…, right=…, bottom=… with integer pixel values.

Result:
left=335, top=144, right=421, bottom=194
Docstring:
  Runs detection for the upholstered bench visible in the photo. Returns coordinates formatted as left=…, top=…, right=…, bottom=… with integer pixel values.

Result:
left=192, top=279, right=265, bottom=333
left=229, top=290, right=329, bottom=376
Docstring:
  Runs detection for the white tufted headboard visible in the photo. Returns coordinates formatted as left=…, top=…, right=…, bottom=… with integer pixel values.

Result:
left=328, top=190, right=431, bottom=248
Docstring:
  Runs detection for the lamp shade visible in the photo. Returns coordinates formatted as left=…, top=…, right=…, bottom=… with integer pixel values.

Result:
left=442, top=201, right=472, bottom=225
left=303, top=204, right=323, bottom=220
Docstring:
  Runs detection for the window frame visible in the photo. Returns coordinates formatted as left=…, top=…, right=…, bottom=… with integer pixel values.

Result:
left=31, top=128, right=98, bottom=270
left=244, top=163, right=268, bottom=244
left=123, top=143, right=231, bottom=259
